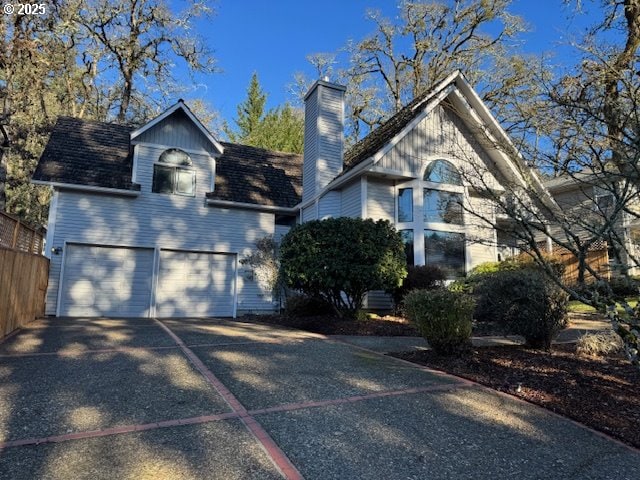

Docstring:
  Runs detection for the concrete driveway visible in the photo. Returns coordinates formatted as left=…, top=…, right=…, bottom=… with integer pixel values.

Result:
left=0, top=317, right=638, bottom=480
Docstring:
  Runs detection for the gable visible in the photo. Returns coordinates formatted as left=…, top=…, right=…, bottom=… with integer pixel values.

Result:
left=377, top=103, right=504, bottom=191
left=133, top=109, right=218, bottom=154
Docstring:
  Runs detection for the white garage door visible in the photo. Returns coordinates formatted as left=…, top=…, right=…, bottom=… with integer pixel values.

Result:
left=155, top=250, right=236, bottom=318
left=60, top=245, right=154, bottom=317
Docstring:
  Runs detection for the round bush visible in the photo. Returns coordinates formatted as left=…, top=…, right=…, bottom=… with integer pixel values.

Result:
left=403, top=289, right=474, bottom=355
left=475, top=269, right=569, bottom=349
left=391, top=265, right=446, bottom=306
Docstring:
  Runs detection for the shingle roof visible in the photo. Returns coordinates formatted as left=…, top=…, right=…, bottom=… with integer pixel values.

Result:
left=207, top=143, right=302, bottom=208
left=33, top=117, right=302, bottom=208
left=343, top=94, right=432, bottom=170
left=343, top=72, right=459, bottom=171
left=33, top=117, right=139, bottom=191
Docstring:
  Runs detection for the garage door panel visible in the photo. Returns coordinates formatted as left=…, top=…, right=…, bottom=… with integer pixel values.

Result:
left=156, top=251, right=235, bottom=318
left=60, top=245, right=154, bottom=317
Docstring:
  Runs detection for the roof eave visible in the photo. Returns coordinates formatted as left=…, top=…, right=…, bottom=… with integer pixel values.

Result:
left=32, top=179, right=141, bottom=197
left=206, top=197, right=298, bottom=213
left=130, top=101, right=224, bottom=155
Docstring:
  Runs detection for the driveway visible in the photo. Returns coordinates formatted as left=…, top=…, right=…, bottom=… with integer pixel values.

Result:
left=0, top=317, right=638, bottom=479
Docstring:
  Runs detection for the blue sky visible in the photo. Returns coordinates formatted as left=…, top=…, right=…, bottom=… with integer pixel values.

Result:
left=178, top=0, right=596, bottom=125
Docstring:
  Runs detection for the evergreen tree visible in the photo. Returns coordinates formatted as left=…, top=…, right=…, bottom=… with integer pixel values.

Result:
left=225, top=73, right=267, bottom=145
left=226, top=74, right=304, bottom=153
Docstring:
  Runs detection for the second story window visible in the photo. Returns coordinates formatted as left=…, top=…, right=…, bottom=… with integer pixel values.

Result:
left=398, top=188, right=413, bottom=222
left=152, top=148, right=195, bottom=196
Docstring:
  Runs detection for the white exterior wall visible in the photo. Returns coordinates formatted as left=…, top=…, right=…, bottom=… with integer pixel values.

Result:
left=302, top=81, right=345, bottom=202
left=318, top=191, right=341, bottom=219
left=302, top=204, right=317, bottom=222
left=135, top=110, right=217, bottom=154
left=366, top=178, right=394, bottom=222
left=379, top=104, right=502, bottom=190
left=46, top=143, right=277, bottom=316
left=340, top=180, right=362, bottom=218
left=465, top=194, right=497, bottom=270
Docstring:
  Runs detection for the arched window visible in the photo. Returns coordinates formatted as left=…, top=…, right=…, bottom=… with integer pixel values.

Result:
left=158, top=148, right=192, bottom=166
left=423, top=159, right=462, bottom=186
left=153, top=148, right=195, bottom=196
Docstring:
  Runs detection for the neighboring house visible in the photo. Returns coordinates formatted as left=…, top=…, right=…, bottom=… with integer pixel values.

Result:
left=33, top=70, right=547, bottom=318
left=544, top=173, right=640, bottom=277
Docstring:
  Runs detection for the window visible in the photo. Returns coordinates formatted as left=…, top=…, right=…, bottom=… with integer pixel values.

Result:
left=423, top=189, right=463, bottom=224
left=152, top=148, right=195, bottom=196
left=595, top=193, right=614, bottom=213
left=424, top=159, right=462, bottom=185
left=398, top=188, right=413, bottom=222
left=400, top=229, right=414, bottom=266
left=424, top=229, right=465, bottom=279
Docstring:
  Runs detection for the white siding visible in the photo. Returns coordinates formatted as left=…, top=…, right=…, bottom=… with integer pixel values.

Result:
left=60, top=245, right=154, bottom=317
left=156, top=251, right=235, bottom=317
left=366, top=178, right=394, bottom=221
left=379, top=104, right=502, bottom=190
left=302, top=89, right=318, bottom=203
left=275, top=224, right=291, bottom=243
left=46, top=144, right=276, bottom=315
left=466, top=195, right=497, bottom=270
left=318, top=191, right=341, bottom=219
left=340, top=181, right=362, bottom=218
left=364, top=291, right=393, bottom=310
left=135, top=109, right=216, bottom=154
left=302, top=205, right=317, bottom=222
left=302, top=82, right=344, bottom=201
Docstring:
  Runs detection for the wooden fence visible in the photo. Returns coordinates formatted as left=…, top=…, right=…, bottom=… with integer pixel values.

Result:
left=552, top=242, right=610, bottom=285
left=0, top=247, right=49, bottom=338
left=0, top=211, right=45, bottom=254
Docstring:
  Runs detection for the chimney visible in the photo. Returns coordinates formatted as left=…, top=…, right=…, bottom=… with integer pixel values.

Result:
left=302, top=79, right=346, bottom=203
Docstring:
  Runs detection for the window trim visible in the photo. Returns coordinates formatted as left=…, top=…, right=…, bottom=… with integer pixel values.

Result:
left=394, top=155, right=469, bottom=273
left=423, top=188, right=465, bottom=226
left=424, top=228, right=466, bottom=279
left=422, top=158, right=463, bottom=187
left=152, top=163, right=196, bottom=197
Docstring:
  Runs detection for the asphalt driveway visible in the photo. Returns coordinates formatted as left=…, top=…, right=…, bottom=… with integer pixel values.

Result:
left=0, top=317, right=638, bottom=479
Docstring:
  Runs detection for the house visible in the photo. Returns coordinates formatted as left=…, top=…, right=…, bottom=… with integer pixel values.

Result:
left=544, top=172, right=640, bottom=277
left=33, top=71, right=548, bottom=318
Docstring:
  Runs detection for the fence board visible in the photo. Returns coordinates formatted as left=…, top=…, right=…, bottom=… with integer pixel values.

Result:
left=0, top=211, right=45, bottom=254
left=556, top=248, right=610, bottom=285
left=0, top=247, right=49, bottom=338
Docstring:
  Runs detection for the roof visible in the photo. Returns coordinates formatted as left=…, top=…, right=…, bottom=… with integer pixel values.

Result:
left=33, top=117, right=302, bottom=208
left=207, top=143, right=301, bottom=208
left=33, top=117, right=139, bottom=191
left=343, top=71, right=458, bottom=170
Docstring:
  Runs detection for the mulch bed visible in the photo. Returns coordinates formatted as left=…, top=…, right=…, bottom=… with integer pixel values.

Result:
left=239, top=314, right=419, bottom=336
left=392, top=344, right=640, bottom=449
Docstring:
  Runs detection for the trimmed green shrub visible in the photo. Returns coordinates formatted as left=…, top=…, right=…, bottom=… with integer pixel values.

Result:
left=470, top=256, right=566, bottom=322
left=608, top=276, right=640, bottom=297
left=475, top=269, right=569, bottom=349
left=279, top=218, right=407, bottom=317
left=391, top=265, right=446, bottom=306
left=403, top=289, right=474, bottom=355
left=284, top=294, right=334, bottom=318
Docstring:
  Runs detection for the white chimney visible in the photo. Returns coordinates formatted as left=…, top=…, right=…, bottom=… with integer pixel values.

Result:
left=302, top=79, right=346, bottom=203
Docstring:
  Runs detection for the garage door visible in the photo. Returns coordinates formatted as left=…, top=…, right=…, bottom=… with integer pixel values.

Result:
left=155, top=250, right=236, bottom=318
left=60, top=245, right=154, bottom=317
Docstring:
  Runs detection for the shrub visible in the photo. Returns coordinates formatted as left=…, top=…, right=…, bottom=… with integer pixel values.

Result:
left=284, top=294, right=334, bottom=318
left=403, top=289, right=474, bottom=355
left=391, top=265, right=446, bottom=306
left=608, top=276, right=640, bottom=297
left=475, top=269, right=569, bottom=349
left=279, top=218, right=407, bottom=317
left=470, top=255, right=566, bottom=322
left=576, top=330, right=624, bottom=357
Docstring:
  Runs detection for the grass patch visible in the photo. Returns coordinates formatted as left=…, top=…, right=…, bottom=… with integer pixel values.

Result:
left=567, top=298, right=638, bottom=314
